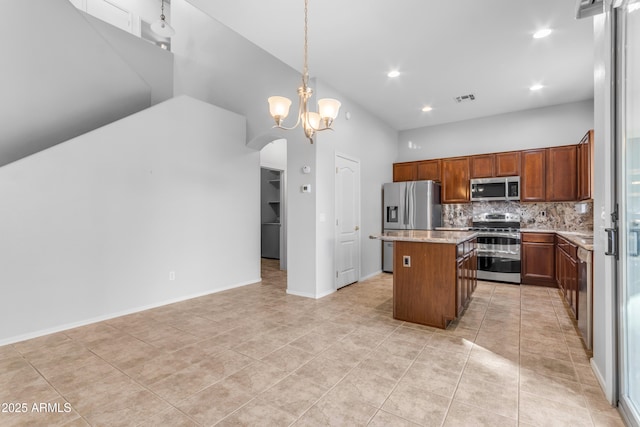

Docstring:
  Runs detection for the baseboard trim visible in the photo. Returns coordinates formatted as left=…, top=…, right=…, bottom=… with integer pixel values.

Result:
left=360, top=270, right=383, bottom=281
left=0, top=277, right=261, bottom=347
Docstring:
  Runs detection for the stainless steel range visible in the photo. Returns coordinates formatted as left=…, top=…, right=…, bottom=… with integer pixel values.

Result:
left=472, top=212, right=521, bottom=284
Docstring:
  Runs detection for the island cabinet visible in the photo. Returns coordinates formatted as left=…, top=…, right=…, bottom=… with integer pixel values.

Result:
left=520, top=149, right=547, bottom=202
left=393, top=162, right=417, bottom=182
left=577, top=130, right=594, bottom=200
left=557, top=235, right=579, bottom=317
left=456, top=239, right=477, bottom=317
left=521, top=232, right=556, bottom=286
left=393, top=237, right=477, bottom=329
left=442, top=157, right=470, bottom=203
left=546, top=145, right=578, bottom=202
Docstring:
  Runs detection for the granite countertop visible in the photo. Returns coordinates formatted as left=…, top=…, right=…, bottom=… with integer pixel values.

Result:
left=370, top=230, right=477, bottom=244
left=435, top=227, right=471, bottom=231
left=521, top=229, right=593, bottom=251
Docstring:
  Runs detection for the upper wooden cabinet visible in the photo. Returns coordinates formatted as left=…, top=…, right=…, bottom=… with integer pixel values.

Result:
left=416, top=159, right=441, bottom=182
left=546, top=145, right=578, bottom=202
left=470, top=154, right=495, bottom=178
left=393, top=162, right=417, bottom=182
left=442, top=157, right=470, bottom=203
left=521, top=149, right=546, bottom=202
left=578, top=130, right=594, bottom=200
left=495, top=151, right=521, bottom=177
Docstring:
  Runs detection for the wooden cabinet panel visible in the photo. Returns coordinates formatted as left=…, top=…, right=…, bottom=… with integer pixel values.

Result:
left=393, top=162, right=417, bottom=182
left=578, top=130, right=594, bottom=200
left=521, top=149, right=546, bottom=202
left=521, top=232, right=556, bottom=286
left=442, top=157, right=470, bottom=203
left=546, top=145, right=578, bottom=201
left=417, top=159, right=441, bottom=181
left=556, top=236, right=579, bottom=318
left=470, top=154, right=495, bottom=178
left=495, top=151, right=521, bottom=177
left=393, top=241, right=458, bottom=328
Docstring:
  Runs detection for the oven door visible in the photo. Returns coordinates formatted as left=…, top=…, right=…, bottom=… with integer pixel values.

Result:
left=476, top=232, right=521, bottom=283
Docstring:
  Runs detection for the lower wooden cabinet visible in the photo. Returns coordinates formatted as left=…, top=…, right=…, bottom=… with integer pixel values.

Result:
left=521, top=232, right=556, bottom=286
left=556, top=235, right=578, bottom=317
left=456, top=239, right=477, bottom=316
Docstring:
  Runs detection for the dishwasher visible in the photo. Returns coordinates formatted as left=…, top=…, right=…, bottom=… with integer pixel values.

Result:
left=577, top=247, right=593, bottom=350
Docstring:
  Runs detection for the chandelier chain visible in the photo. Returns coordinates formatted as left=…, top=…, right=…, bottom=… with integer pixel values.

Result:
left=303, top=0, right=309, bottom=88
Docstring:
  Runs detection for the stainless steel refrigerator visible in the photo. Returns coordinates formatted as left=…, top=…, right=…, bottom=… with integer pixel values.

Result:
left=382, top=180, right=442, bottom=272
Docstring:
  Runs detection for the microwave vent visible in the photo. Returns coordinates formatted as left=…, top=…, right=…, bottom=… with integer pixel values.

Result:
left=454, top=94, right=476, bottom=103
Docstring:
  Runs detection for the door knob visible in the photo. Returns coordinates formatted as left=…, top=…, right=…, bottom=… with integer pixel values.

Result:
left=355, top=226, right=360, bottom=231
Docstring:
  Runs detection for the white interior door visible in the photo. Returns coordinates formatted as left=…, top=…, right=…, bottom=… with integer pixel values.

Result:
left=335, top=154, right=360, bottom=289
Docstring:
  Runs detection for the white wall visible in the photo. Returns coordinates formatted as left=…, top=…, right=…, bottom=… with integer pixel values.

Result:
left=0, top=96, right=260, bottom=345
left=1, top=0, right=152, bottom=167
left=172, top=0, right=304, bottom=145
left=314, top=80, right=398, bottom=294
left=397, top=100, right=594, bottom=161
left=260, top=139, right=287, bottom=171
left=83, top=13, right=174, bottom=105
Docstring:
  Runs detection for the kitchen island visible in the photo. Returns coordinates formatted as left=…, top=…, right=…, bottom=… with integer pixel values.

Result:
left=371, top=230, right=478, bottom=329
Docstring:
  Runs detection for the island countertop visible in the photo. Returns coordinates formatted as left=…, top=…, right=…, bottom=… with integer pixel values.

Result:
left=370, top=230, right=478, bottom=244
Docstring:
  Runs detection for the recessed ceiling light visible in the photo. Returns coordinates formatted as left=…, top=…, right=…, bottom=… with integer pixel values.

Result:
left=421, top=106, right=433, bottom=112
left=530, top=84, right=544, bottom=91
left=387, top=70, right=400, bottom=78
left=533, top=28, right=552, bottom=39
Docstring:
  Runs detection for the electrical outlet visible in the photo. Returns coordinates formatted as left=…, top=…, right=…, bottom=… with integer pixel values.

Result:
left=169, top=271, right=175, bottom=281
left=403, top=256, right=411, bottom=267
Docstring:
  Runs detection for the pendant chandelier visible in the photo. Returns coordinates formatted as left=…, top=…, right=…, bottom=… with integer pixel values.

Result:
left=151, top=0, right=175, bottom=38
left=267, top=0, right=341, bottom=144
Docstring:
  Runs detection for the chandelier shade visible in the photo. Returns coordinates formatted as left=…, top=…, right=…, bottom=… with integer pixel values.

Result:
left=266, top=0, right=341, bottom=143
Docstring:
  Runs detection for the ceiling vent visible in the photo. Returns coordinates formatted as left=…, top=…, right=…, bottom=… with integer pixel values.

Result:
left=454, top=94, right=476, bottom=103
left=575, top=0, right=604, bottom=19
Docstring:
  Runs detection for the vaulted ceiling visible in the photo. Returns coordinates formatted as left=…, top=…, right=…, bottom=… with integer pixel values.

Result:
left=187, top=0, right=594, bottom=130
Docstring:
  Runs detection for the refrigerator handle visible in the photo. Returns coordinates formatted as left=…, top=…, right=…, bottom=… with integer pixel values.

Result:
left=403, top=184, right=409, bottom=225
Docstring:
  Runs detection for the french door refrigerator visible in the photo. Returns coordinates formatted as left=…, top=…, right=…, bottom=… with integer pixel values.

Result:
left=382, top=181, right=442, bottom=272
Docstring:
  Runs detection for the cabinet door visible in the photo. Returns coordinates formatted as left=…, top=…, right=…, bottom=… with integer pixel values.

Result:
left=470, top=154, right=495, bottom=178
left=393, top=162, right=417, bottom=182
left=456, top=256, right=464, bottom=317
left=495, top=151, right=521, bottom=177
left=416, top=159, right=441, bottom=181
left=521, top=149, right=546, bottom=202
left=546, top=145, right=578, bottom=201
left=577, top=130, right=594, bottom=200
left=521, top=234, right=556, bottom=286
left=442, top=157, right=470, bottom=203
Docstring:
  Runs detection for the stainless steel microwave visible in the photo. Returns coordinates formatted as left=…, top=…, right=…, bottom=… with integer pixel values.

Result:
left=470, top=176, right=520, bottom=201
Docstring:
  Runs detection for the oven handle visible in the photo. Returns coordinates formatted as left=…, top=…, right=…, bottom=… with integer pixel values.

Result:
left=477, top=250, right=521, bottom=260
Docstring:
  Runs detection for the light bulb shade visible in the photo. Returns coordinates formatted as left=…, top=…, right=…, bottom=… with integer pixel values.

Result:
left=317, top=98, right=341, bottom=121
left=151, top=18, right=175, bottom=37
left=268, top=96, right=292, bottom=125
left=304, top=111, right=321, bottom=130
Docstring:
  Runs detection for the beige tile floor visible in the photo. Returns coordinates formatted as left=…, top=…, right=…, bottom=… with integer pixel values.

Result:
left=0, top=259, right=626, bottom=426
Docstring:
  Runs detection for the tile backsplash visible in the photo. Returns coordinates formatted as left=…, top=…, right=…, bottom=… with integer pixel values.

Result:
left=442, top=200, right=593, bottom=232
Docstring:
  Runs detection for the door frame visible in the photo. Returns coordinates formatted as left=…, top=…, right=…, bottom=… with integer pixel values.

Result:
left=334, top=152, right=361, bottom=290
